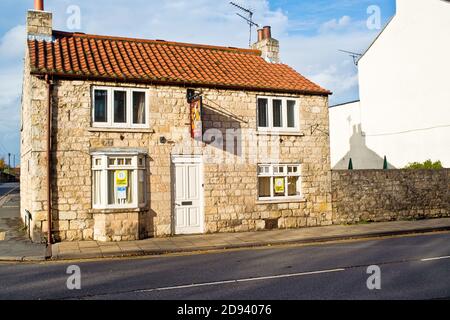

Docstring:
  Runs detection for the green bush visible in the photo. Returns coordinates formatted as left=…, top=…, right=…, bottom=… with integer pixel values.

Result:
left=404, top=160, right=444, bottom=169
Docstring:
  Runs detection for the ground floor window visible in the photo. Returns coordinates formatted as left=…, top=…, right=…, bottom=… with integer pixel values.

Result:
left=92, top=152, right=147, bottom=209
left=258, top=164, right=301, bottom=200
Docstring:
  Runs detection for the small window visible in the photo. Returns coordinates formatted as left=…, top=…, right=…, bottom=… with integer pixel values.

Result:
left=258, top=98, right=268, bottom=128
left=94, top=90, right=108, bottom=123
left=92, top=153, right=147, bottom=209
left=114, top=91, right=127, bottom=124
left=272, top=99, right=283, bottom=128
left=258, top=164, right=301, bottom=200
left=287, top=100, right=296, bottom=128
left=133, top=91, right=146, bottom=124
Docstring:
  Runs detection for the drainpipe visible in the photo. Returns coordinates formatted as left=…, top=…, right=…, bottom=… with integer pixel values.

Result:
left=45, top=74, right=53, bottom=248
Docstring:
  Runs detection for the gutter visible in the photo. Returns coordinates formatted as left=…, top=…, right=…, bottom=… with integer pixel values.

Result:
left=45, top=74, right=53, bottom=252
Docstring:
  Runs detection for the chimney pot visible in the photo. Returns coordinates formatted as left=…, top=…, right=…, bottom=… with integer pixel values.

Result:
left=257, top=29, right=264, bottom=42
left=262, top=26, right=272, bottom=40
left=34, top=0, right=44, bottom=11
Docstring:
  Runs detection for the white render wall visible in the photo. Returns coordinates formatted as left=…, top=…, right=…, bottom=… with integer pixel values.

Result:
left=331, top=0, right=450, bottom=169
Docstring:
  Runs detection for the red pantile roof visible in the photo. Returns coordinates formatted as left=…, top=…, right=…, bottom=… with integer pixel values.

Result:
left=28, top=31, right=330, bottom=95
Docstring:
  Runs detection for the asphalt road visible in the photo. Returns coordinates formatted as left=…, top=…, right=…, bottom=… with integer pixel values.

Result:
left=0, top=232, right=449, bottom=300
left=0, top=183, right=19, bottom=198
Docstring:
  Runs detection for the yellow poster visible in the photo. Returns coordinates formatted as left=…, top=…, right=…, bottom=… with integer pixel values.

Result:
left=115, top=170, right=128, bottom=187
left=274, top=177, right=285, bottom=193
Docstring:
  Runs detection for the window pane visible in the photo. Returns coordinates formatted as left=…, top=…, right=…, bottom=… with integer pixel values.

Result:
left=138, top=170, right=145, bottom=205
left=93, top=170, right=102, bottom=205
left=273, top=99, right=282, bottom=127
left=288, top=165, right=299, bottom=174
left=108, top=170, right=134, bottom=205
left=274, top=166, right=284, bottom=174
left=287, top=100, right=296, bottom=128
left=258, top=99, right=268, bottom=127
left=258, top=166, right=269, bottom=175
left=273, top=177, right=286, bottom=197
left=133, top=92, right=146, bottom=124
left=94, top=90, right=108, bottom=123
left=258, top=177, right=271, bottom=198
left=288, top=176, right=301, bottom=197
left=114, top=91, right=127, bottom=123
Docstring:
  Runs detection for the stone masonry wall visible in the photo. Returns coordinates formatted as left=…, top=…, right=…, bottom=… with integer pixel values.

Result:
left=23, top=77, right=332, bottom=242
left=331, top=169, right=450, bottom=224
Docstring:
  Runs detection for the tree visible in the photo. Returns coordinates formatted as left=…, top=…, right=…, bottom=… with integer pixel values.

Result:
left=404, top=160, right=444, bottom=169
left=0, top=157, right=5, bottom=170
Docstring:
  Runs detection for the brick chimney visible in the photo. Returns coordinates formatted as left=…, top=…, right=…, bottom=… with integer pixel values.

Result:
left=27, top=0, right=53, bottom=41
left=252, top=26, right=280, bottom=63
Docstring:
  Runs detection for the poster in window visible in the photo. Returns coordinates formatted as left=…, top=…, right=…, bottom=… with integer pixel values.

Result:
left=117, top=186, right=127, bottom=200
left=190, top=97, right=203, bottom=141
left=274, top=177, right=285, bottom=194
left=116, top=170, right=128, bottom=187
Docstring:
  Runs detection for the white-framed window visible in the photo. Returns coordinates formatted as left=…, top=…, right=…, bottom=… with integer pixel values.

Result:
left=92, top=152, right=147, bottom=209
left=257, top=96, right=300, bottom=133
left=92, top=86, right=149, bottom=128
left=258, top=164, right=302, bottom=200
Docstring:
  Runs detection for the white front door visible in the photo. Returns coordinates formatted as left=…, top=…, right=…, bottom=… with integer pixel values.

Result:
left=173, top=157, right=204, bottom=235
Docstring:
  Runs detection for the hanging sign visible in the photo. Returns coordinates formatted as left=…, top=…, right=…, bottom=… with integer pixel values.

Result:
left=190, top=97, right=203, bottom=141
left=274, top=177, right=285, bottom=194
left=115, top=170, right=128, bottom=187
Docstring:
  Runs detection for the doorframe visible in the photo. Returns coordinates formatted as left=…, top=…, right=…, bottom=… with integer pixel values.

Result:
left=171, top=155, right=205, bottom=235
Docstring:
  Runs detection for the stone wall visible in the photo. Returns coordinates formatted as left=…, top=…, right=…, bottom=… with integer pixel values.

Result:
left=331, top=169, right=450, bottom=224
left=22, top=76, right=332, bottom=242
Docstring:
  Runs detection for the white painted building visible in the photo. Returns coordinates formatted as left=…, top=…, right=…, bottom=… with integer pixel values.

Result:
left=330, top=0, right=450, bottom=169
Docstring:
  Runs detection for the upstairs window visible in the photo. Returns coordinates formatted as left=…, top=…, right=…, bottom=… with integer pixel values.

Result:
left=92, top=87, right=149, bottom=128
left=257, top=97, right=300, bottom=132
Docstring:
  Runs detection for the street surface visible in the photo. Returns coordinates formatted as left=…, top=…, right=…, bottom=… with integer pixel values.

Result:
left=0, top=232, right=449, bottom=300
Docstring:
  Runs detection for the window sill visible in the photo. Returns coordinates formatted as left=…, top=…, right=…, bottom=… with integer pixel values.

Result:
left=256, top=198, right=306, bottom=205
left=256, top=131, right=305, bottom=137
left=88, top=127, right=155, bottom=134
left=90, top=207, right=149, bottom=214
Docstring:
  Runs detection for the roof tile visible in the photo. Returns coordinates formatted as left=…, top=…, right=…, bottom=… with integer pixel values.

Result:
left=28, top=31, right=330, bottom=95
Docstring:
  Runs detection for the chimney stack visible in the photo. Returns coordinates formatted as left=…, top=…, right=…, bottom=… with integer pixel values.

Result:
left=257, top=29, right=264, bottom=42
left=27, top=0, right=53, bottom=41
left=252, top=26, right=280, bottom=63
left=34, top=0, right=44, bottom=11
left=262, top=26, right=272, bottom=40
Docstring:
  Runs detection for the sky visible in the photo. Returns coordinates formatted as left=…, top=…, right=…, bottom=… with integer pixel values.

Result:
left=0, top=0, right=396, bottom=164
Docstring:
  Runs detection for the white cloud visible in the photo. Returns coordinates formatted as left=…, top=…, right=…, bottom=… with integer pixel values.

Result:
left=0, top=24, right=25, bottom=61
left=319, top=15, right=352, bottom=33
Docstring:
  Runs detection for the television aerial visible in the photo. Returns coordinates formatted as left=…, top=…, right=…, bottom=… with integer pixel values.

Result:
left=339, top=50, right=363, bottom=66
left=230, top=2, right=260, bottom=47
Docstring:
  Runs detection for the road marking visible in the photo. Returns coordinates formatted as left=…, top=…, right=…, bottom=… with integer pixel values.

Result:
left=0, top=186, right=19, bottom=207
left=421, top=256, right=450, bottom=262
left=137, top=268, right=346, bottom=293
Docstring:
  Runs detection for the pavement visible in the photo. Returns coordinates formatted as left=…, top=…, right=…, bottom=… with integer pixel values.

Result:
left=1, top=231, right=450, bottom=300
left=0, top=183, right=47, bottom=262
left=52, top=217, right=450, bottom=261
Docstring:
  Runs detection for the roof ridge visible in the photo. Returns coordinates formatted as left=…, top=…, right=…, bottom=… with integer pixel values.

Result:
left=52, top=30, right=262, bottom=56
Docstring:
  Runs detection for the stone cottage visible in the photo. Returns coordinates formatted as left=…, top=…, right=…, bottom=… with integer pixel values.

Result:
left=21, top=1, right=332, bottom=243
